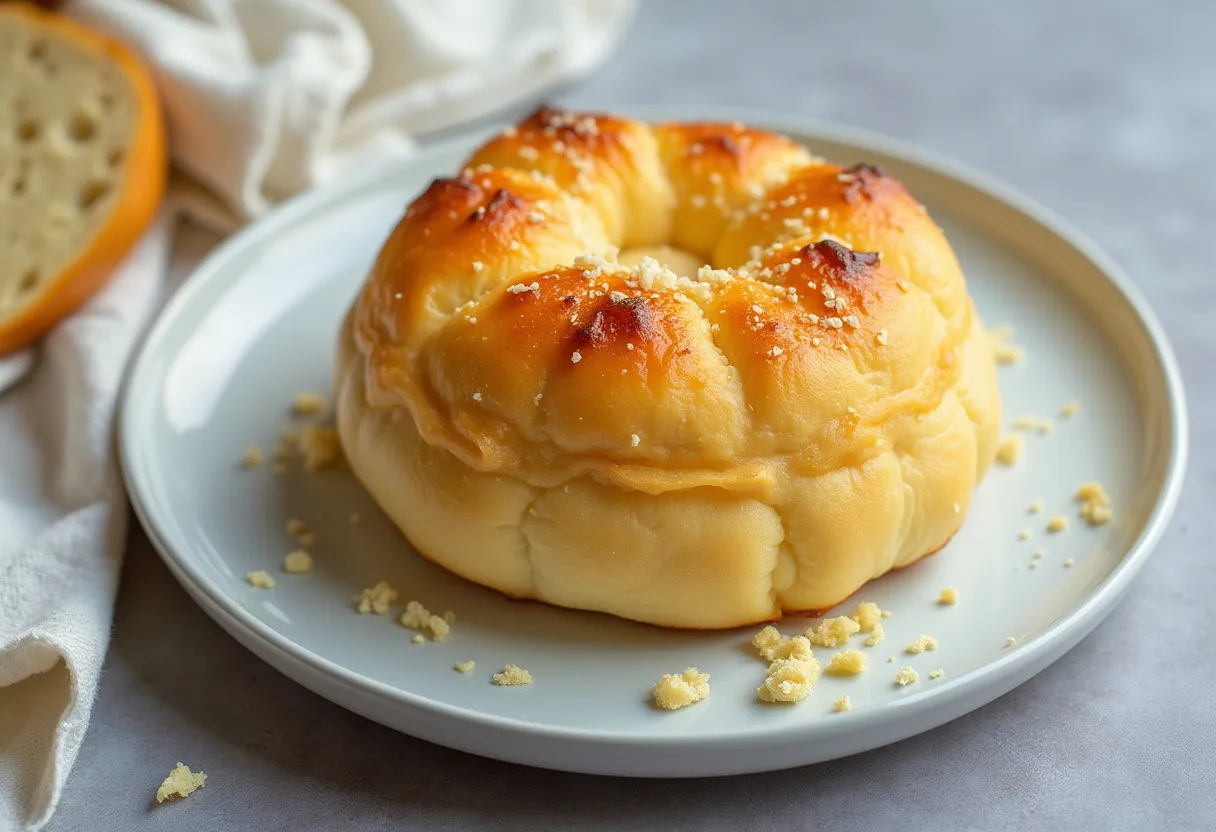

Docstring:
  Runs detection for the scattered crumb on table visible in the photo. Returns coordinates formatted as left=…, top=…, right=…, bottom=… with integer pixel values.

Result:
left=156, top=763, right=206, bottom=803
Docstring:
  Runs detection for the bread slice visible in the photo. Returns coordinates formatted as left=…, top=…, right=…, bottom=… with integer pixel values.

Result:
left=0, top=2, right=165, bottom=356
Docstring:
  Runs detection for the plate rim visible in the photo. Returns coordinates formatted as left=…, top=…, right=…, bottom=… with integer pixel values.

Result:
left=118, top=107, right=1189, bottom=769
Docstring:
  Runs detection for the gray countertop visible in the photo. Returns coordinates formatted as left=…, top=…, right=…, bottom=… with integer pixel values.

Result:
left=50, top=1, right=1216, bottom=829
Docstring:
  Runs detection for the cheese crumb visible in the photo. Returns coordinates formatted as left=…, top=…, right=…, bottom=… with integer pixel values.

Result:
left=292, top=391, right=326, bottom=416
left=826, top=649, right=868, bottom=676
left=939, top=587, right=958, bottom=605
left=400, top=600, right=451, bottom=641
left=297, top=426, right=344, bottom=471
left=834, top=695, right=852, bottom=713
left=806, top=616, right=861, bottom=648
left=851, top=601, right=882, bottom=633
left=285, top=518, right=306, bottom=535
left=1012, top=416, right=1054, bottom=434
left=571, top=351, right=582, bottom=364
left=155, top=763, right=206, bottom=803
left=864, top=623, right=884, bottom=647
left=995, top=433, right=1024, bottom=466
left=752, top=627, right=813, bottom=662
left=895, top=666, right=919, bottom=686
left=1047, top=515, right=1069, bottom=533
left=242, top=446, right=263, bottom=468
left=1076, top=481, right=1113, bottom=526
left=757, top=652, right=821, bottom=704
left=929, top=669, right=945, bottom=679
left=652, top=667, right=711, bottom=710
left=905, top=634, right=938, bottom=654
left=1060, top=401, right=1079, bottom=418
left=492, top=665, right=532, bottom=686
left=353, top=581, right=398, bottom=614
left=630, top=433, right=640, bottom=447
left=246, top=570, right=275, bottom=589
left=283, top=550, right=313, bottom=574
left=454, top=660, right=475, bottom=674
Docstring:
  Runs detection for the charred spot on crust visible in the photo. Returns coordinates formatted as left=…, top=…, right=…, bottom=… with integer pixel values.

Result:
left=704, top=134, right=741, bottom=158
left=802, top=240, right=881, bottom=283
left=574, top=293, right=654, bottom=347
left=837, top=163, right=885, bottom=204
left=466, top=188, right=521, bottom=223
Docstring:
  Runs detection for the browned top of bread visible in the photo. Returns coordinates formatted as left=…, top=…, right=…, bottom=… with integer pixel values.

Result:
left=350, top=106, right=976, bottom=495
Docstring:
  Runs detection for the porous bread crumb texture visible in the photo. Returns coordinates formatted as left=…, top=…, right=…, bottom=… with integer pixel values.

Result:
left=0, top=11, right=138, bottom=315
left=1076, top=481, right=1113, bottom=526
left=400, top=599, right=451, bottom=641
left=994, top=433, right=1023, bottom=466
left=156, top=763, right=206, bottom=803
left=895, top=666, right=919, bottom=686
left=245, top=570, right=275, bottom=589
left=454, top=660, right=475, bottom=674
left=282, top=549, right=312, bottom=574
left=751, top=626, right=820, bottom=703
left=241, top=446, right=262, bottom=468
left=353, top=580, right=397, bottom=614
left=492, top=664, right=532, bottom=686
left=833, top=695, right=852, bottom=713
left=826, top=649, right=868, bottom=676
left=806, top=616, right=860, bottom=648
left=939, top=586, right=958, bottom=605
left=652, top=667, right=710, bottom=710
left=905, top=634, right=938, bottom=654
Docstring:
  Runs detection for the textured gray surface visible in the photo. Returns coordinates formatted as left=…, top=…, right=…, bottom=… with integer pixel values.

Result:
left=50, top=1, right=1215, bottom=829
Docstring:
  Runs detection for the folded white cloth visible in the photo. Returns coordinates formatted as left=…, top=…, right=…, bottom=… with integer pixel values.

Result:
left=0, top=1, right=634, bottom=828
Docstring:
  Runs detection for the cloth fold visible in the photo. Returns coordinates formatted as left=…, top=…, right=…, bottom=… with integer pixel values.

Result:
left=0, top=1, right=634, bottom=827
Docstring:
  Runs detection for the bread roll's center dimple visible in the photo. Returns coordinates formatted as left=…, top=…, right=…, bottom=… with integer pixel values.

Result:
left=617, top=245, right=704, bottom=280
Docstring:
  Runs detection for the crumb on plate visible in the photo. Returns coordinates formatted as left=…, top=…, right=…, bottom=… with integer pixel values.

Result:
left=652, top=667, right=711, bottom=710
left=834, top=695, right=852, bottom=713
left=906, top=634, right=938, bottom=654
left=826, top=649, right=868, bottom=676
left=939, top=587, right=958, bottom=605
left=353, top=581, right=398, bottom=614
left=282, top=550, right=313, bottom=574
left=895, top=666, right=919, bottom=686
left=492, top=664, right=532, bottom=686
left=245, top=570, right=275, bottom=589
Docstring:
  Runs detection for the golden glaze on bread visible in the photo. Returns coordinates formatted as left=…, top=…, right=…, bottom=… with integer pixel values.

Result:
left=336, top=107, right=1001, bottom=629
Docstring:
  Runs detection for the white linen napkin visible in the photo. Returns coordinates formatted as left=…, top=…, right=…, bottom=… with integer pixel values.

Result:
left=0, top=1, right=634, bottom=828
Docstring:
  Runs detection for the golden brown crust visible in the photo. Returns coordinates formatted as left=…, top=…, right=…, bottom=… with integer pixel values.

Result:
left=338, top=106, right=1001, bottom=629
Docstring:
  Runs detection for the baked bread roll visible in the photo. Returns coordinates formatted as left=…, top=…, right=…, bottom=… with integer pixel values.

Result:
left=336, top=107, right=1001, bottom=629
left=0, top=2, right=166, bottom=356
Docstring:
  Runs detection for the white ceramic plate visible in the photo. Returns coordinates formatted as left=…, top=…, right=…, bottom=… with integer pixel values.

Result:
left=119, top=108, right=1187, bottom=777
